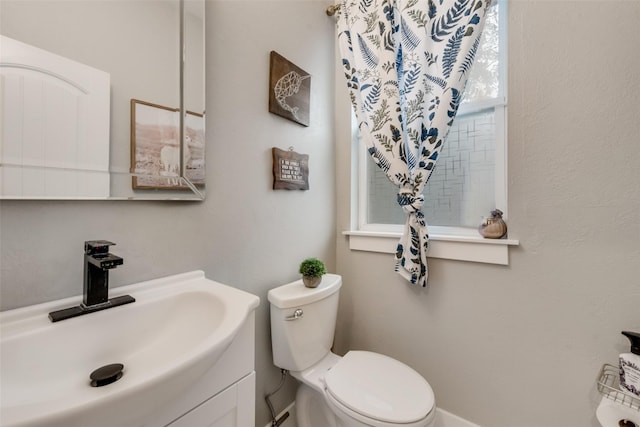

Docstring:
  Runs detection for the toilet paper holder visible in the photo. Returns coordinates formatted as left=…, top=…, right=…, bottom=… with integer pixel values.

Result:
left=597, top=364, right=640, bottom=411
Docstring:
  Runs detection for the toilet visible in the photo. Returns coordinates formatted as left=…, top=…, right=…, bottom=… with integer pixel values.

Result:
left=268, top=274, right=436, bottom=427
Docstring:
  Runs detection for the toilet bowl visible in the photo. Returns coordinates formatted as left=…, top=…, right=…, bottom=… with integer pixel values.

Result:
left=296, top=384, right=338, bottom=427
left=268, top=274, right=436, bottom=427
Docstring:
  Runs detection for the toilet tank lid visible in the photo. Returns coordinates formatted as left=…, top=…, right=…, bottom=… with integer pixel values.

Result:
left=324, top=351, right=435, bottom=424
left=268, top=274, right=342, bottom=308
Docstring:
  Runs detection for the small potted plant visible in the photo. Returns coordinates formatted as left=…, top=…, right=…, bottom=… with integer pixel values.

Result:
left=299, top=258, right=327, bottom=288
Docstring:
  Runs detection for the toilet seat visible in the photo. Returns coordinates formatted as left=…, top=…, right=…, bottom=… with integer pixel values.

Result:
left=323, top=351, right=435, bottom=426
left=325, top=391, right=436, bottom=427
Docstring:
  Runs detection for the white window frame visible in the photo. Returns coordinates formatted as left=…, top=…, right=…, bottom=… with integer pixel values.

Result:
left=344, top=0, right=518, bottom=264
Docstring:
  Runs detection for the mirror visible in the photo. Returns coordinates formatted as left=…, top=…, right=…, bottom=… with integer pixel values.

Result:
left=0, top=0, right=205, bottom=200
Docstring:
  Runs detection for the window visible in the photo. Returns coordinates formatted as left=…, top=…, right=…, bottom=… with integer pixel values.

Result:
left=348, top=0, right=517, bottom=264
left=357, top=0, right=507, bottom=231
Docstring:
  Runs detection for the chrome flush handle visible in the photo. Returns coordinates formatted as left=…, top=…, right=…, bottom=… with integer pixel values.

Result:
left=285, top=309, right=304, bottom=321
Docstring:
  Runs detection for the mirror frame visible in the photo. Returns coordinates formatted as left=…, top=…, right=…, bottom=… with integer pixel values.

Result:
left=177, top=0, right=205, bottom=200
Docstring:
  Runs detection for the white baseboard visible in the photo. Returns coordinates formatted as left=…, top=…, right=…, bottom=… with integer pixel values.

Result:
left=435, top=407, right=482, bottom=427
left=266, top=402, right=481, bottom=427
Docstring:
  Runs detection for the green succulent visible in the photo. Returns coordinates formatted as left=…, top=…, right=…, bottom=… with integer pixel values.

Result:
left=299, top=258, right=327, bottom=277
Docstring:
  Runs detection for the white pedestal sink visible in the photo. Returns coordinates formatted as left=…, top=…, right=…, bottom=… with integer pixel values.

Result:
left=0, top=271, right=260, bottom=427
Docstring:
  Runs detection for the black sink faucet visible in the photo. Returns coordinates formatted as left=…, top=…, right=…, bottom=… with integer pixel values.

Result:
left=83, top=240, right=123, bottom=307
left=48, top=241, right=135, bottom=322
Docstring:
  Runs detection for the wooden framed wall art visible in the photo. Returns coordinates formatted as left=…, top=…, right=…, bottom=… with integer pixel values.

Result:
left=269, top=51, right=311, bottom=127
left=131, top=99, right=180, bottom=189
left=131, top=99, right=205, bottom=190
left=272, top=147, right=309, bottom=190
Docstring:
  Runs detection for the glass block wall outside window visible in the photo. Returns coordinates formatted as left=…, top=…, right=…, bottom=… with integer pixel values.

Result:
left=367, top=110, right=496, bottom=227
left=364, top=1, right=505, bottom=229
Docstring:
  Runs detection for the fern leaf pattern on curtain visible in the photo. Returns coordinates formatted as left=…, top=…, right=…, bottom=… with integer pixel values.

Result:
left=337, top=0, right=491, bottom=286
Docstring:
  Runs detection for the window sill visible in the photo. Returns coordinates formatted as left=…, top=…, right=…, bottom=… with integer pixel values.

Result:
left=342, top=229, right=519, bottom=265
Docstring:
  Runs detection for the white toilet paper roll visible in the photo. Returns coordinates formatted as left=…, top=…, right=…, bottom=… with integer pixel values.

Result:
left=596, top=397, right=640, bottom=427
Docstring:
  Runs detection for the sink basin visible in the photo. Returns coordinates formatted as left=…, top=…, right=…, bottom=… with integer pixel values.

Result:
left=0, top=271, right=260, bottom=427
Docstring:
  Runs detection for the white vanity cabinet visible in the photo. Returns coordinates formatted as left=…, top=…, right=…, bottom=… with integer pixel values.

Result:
left=147, top=312, right=257, bottom=427
left=168, top=373, right=255, bottom=427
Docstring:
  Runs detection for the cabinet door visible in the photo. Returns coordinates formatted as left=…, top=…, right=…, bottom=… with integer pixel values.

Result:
left=168, top=372, right=255, bottom=427
left=0, top=35, right=110, bottom=198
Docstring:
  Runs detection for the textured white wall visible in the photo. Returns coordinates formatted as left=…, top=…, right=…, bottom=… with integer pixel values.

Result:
left=0, top=1, right=336, bottom=426
left=334, top=1, right=640, bottom=426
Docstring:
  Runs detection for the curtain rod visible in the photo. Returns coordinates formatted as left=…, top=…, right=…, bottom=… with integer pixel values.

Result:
left=326, top=3, right=341, bottom=16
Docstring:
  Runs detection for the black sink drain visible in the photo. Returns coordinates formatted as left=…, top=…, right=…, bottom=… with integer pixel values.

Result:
left=90, top=363, right=124, bottom=387
left=620, top=420, right=638, bottom=427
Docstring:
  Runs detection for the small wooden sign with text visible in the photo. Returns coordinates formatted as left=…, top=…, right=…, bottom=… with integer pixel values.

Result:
left=272, top=147, right=309, bottom=190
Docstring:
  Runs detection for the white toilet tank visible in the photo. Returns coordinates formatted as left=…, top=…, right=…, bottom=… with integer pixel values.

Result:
left=268, top=274, right=342, bottom=372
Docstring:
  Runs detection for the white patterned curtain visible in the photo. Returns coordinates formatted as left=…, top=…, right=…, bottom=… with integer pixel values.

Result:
left=337, top=0, right=491, bottom=286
